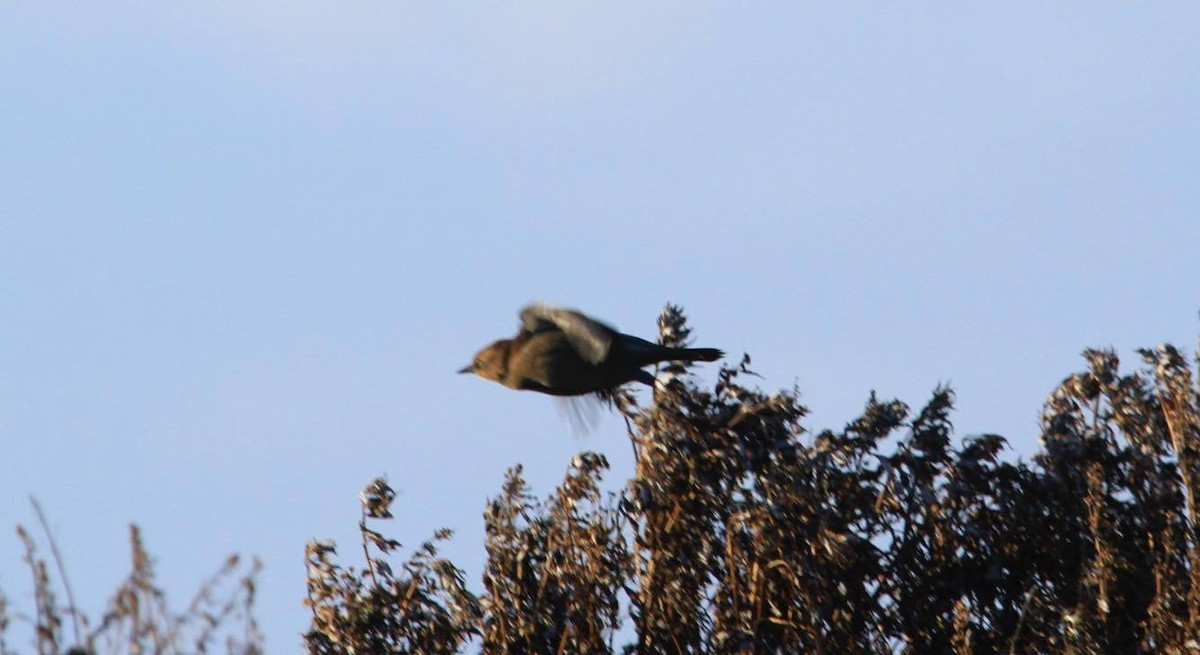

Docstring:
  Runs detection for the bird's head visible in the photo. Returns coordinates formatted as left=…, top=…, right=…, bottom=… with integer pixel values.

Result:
left=458, top=339, right=512, bottom=383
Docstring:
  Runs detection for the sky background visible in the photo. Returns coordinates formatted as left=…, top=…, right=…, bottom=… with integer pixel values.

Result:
left=3, top=3, right=1199, bottom=651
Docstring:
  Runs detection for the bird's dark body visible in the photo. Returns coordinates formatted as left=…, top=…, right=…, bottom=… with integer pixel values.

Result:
left=461, top=304, right=723, bottom=397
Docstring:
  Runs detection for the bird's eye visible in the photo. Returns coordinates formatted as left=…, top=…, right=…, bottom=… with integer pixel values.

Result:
left=474, top=359, right=483, bottom=369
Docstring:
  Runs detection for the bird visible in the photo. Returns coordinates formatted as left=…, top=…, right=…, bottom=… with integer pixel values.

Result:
left=458, top=303, right=724, bottom=397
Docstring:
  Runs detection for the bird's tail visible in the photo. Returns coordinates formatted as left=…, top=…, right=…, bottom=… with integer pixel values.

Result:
left=618, top=334, right=724, bottom=366
left=674, top=347, right=723, bottom=362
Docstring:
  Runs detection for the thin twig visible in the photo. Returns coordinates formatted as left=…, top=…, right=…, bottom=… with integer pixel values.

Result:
left=29, top=497, right=83, bottom=648
left=1008, top=583, right=1039, bottom=655
left=360, top=514, right=379, bottom=588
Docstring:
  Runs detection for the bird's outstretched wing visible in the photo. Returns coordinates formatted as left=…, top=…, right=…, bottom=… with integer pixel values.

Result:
left=519, top=303, right=616, bottom=365
left=555, top=396, right=605, bottom=436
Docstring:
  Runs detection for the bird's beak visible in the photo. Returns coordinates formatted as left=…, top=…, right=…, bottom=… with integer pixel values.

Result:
left=457, top=364, right=474, bottom=374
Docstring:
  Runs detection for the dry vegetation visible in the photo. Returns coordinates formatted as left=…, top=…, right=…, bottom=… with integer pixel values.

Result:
left=6, top=306, right=1200, bottom=653
left=303, top=307, right=1200, bottom=654
left=2, top=516, right=261, bottom=655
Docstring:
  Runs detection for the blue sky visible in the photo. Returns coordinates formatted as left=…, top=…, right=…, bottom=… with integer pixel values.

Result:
left=3, top=3, right=1198, bottom=650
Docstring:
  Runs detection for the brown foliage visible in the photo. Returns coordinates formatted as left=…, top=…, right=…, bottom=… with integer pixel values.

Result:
left=303, top=479, right=480, bottom=655
left=2, top=517, right=260, bottom=655
left=304, top=307, right=1200, bottom=654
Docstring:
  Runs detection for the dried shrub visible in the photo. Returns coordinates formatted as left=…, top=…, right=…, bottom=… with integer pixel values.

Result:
left=304, top=308, right=1200, bottom=654
left=480, top=454, right=630, bottom=654
left=2, top=507, right=260, bottom=655
left=303, top=479, right=480, bottom=655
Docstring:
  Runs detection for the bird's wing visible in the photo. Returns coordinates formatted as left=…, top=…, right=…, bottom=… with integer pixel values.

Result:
left=519, top=303, right=616, bottom=365
left=554, top=396, right=605, bottom=436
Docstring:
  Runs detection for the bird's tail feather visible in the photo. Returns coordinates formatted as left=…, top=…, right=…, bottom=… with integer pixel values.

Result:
left=617, top=334, right=724, bottom=366
left=676, top=347, right=723, bottom=362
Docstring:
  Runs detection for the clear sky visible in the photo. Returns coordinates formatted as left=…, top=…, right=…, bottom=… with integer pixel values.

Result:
left=3, top=3, right=1198, bottom=651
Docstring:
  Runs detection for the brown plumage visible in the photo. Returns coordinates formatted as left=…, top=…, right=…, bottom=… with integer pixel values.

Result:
left=459, top=303, right=723, bottom=397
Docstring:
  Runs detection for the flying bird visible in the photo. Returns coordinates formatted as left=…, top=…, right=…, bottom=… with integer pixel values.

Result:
left=459, top=303, right=723, bottom=397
